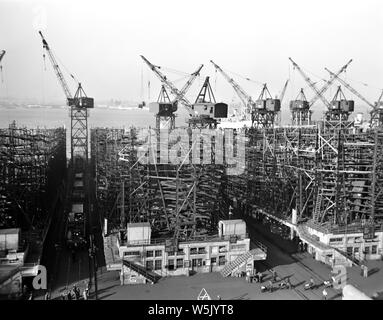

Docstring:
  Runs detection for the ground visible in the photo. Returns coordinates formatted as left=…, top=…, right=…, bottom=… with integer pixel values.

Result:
left=36, top=214, right=383, bottom=300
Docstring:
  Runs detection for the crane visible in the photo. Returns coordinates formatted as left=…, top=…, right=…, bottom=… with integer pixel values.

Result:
left=0, top=50, right=5, bottom=83
left=324, top=67, right=375, bottom=108
left=39, top=31, right=73, bottom=101
left=309, top=59, right=353, bottom=107
left=289, top=57, right=331, bottom=109
left=140, top=55, right=201, bottom=116
left=39, top=31, right=93, bottom=162
left=279, top=79, right=289, bottom=102
left=210, top=60, right=254, bottom=117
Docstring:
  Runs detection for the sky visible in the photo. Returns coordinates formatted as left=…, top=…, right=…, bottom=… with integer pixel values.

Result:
left=0, top=0, right=382, bottom=111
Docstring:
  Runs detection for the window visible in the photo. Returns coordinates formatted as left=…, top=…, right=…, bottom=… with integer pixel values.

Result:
left=176, top=258, right=184, bottom=268
left=192, top=258, right=203, bottom=267
left=218, top=256, right=225, bottom=266
left=154, top=260, right=162, bottom=270
left=211, top=257, right=217, bottom=264
left=177, top=248, right=184, bottom=255
left=155, top=250, right=162, bottom=257
left=372, top=245, right=377, bottom=254
left=219, top=246, right=227, bottom=253
left=190, top=248, right=197, bottom=255
left=168, top=259, right=175, bottom=270
left=146, top=250, right=154, bottom=257
left=146, top=260, right=154, bottom=270
left=364, top=246, right=370, bottom=254
left=124, top=251, right=140, bottom=256
left=346, top=247, right=353, bottom=255
left=167, top=251, right=175, bottom=256
left=198, top=247, right=206, bottom=254
left=354, top=247, right=359, bottom=254
left=329, top=237, right=343, bottom=243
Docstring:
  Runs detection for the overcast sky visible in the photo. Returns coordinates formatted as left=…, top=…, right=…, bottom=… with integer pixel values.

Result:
left=0, top=0, right=382, bottom=107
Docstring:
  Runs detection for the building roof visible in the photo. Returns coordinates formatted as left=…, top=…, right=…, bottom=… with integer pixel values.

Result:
left=0, top=228, right=20, bottom=235
left=127, top=222, right=151, bottom=228
left=219, top=219, right=244, bottom=225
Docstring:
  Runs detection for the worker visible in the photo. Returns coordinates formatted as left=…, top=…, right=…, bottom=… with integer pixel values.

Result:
left=360, top=264, right=365, bottom=277
left=286, top=278, right=292, bottom=289
left=83, top=289, right=88, bottom=300
left=271, top=269, right=277, bottom=282
left=310, top=278, right=315, bottom=288
left=268, top=280, right=273, bottom=293
left=322, top=288, right=328, bottom=300
left=363, top=265, right=368, bottom=278
left=44, top=291, right=50, bottom=300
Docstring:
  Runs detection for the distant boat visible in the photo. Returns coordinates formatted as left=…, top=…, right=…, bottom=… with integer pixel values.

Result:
left=138, top=101, right=146, bottom=109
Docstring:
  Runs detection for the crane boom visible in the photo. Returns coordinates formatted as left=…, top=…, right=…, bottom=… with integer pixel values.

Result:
left=289, top=57, right=331, bottom=109
left=0, top=50, right=5, bottom=63
left=39, top=31, right=73, bottom=100
left=325, top=67, right=375, bottom=108
left=174, top=64, right=203, bottom=103
left=210, top=60, right=254, bottom=114
left=140, top=55, right=195, bottom=116
left=309, top=59, right=353, bottom=107
left=279, top=79, right=289, bottom=102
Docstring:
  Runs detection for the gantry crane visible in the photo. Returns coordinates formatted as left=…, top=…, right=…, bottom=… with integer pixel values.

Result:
left=210, top=60, right=279, bottom=128
left=210, top=60, right=254, bottom=120
left=149, top=64, right=203, bottom=130
left=289, top=57, right=353, bottom=122
left=309, top=59, right=352, bottom=107
left=142, top=56, right=227, bottom=129
left=324, top=67, right=383, bottom=127
left=0, top=50, right=6, bottom=83
left=326, top=85, right=354, bottom=122
left=39, top=31, right=94, bottom=162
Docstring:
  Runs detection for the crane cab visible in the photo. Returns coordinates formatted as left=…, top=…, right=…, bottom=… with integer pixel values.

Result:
left=255, top=98, right=281, bottom=111
left=255, top=84, right=280, bottom=112
left=290, top=100, right=309, bottom=110
left=191, top=102, right=228, bottom=118
left=330, top=100, right=354, bottom=112
left=330, top=86, right=354, bottom=113
left=68, top=97, right=94, bottom=109
left=149, top=102, right=177, bottom=116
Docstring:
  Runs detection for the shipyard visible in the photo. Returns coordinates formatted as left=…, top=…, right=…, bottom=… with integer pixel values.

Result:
left=1, top=0, right=383, bottom=306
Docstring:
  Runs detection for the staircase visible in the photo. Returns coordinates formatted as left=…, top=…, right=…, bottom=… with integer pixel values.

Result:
left=221, top=249, right=258, bottom=277
left=122, top=260, right=161, bottom=283
left=313, top=192, right=322, bottom=222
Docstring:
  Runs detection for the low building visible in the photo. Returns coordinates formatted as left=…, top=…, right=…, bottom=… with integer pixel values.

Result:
left=104, top=219, right=267, bottom=285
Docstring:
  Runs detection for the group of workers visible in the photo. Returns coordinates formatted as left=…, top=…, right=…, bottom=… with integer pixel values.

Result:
left=60, top=285, right=89, bottom=300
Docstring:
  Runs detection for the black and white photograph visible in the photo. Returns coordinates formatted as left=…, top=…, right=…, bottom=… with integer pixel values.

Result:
left=0, top=0, right=383, bottom=309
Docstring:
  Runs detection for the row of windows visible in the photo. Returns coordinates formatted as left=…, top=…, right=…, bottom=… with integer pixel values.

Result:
left=190, top=247, right=207, bottom=255
left=137, top=246, right=229, bottom=258
left=146, top=250, right=163, bottom=258
left=347, top=245, right=377, bottom=255
left=145, top=256, right=227, bottom=270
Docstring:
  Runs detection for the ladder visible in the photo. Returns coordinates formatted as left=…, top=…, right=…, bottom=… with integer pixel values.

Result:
left=220, top=249, right=257, bottom=277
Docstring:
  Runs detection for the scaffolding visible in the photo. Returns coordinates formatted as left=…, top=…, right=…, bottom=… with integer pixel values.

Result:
left=0, top=121, right=65, bottom=230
